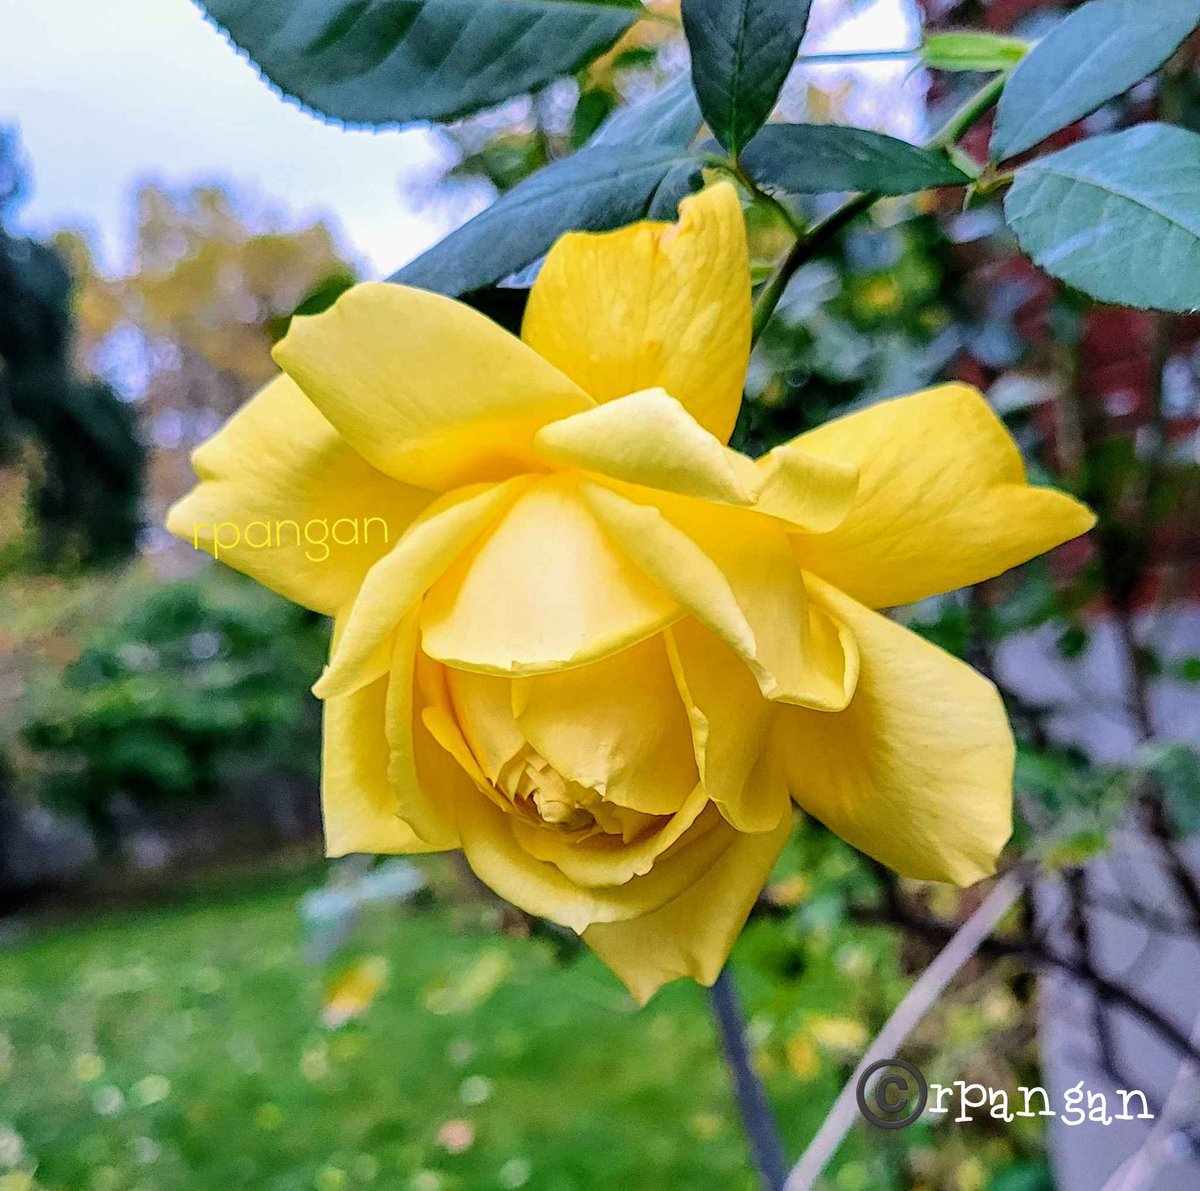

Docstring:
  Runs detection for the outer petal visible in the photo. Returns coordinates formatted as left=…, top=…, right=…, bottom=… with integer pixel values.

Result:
left=420, top=476, right=679, bottom=676
left=665, top=619, right=790, bottom=834
left=580, top=483, right=858, bottom=711
left=534, top=388, right=857, bottom=531
left=166, top=375, right=431, bottom=615
left=522, top=182, right=751, bottom=443
left=273, top=282, right=593, bottom=492
left=584, top=811, right=793, bottom=1004
left=383, top=611, right=460, bottom=849
left=790, top=384, right=1097, bottom=608
left=776, top=576, right=1014, bottom=885
left=321, top=670, right=446, bottom=857
left=313, top=479, right=528, bottom=700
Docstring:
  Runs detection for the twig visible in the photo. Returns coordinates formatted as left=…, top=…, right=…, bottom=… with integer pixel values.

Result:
left=750, top=72, right=1007, bottom=341
left=784, top=867, right=1029, bottom=1191
left=1099, top=1003, right=1200, bottom=1191
left=1066, top=868, right=1121, bottom=1081
left=860, top=898, right=1200, bottom=1069
left=708, top=967, right=788, bottom=1191
left=1084, top=889, right=1199, bottom=938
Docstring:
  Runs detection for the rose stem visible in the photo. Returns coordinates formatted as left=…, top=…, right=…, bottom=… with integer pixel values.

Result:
left=707, top=966, right=788, bottom=1191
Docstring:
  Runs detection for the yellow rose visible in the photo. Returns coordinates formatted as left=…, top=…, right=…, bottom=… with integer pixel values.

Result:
left=167, top=182, right=1093, bottom=1002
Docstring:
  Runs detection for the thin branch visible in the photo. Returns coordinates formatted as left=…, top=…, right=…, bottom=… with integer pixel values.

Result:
left=1084, top=889, right=1199, bottom=938
left=709, top=967, right=788, bottom=1191
left=1066, top=868, right=1121, bottom=1080
left=1099, top=1003, right=1200, bottom=1191
left=795, top=48, right=920, bottom=65
left=860, top=897, right=1200, bottom=1069
left=750, top=72, right=1006, bottom=341
left=784, top=868, right=1030, bottom=1191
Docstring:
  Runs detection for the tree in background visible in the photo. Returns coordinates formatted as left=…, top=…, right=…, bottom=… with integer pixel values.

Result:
left=4, top=169, right=355, bottom=875
left=0, top=127, right=144, bottom=571
left=60, top=182, right=355, bottom=538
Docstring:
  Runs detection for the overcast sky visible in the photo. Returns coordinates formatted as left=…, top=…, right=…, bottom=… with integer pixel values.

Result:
left=0, top=0, right=918, bottom=278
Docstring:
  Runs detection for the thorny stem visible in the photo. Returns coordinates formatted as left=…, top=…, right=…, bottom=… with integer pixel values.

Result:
left=709, top=968, right=789, bottom=1191
left=750, top=72, right=1008, bottom=342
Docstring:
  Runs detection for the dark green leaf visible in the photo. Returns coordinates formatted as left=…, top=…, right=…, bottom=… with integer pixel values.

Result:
left=681, top=0, right=813, bottom=154
left=269, top=270, right=357, bottom=340
left=1004, top=123, right=1200, bottom=312
left=590, top=74, right=702, bottom=148
left=198, top=0, right=642, bottom=126
left=991, top=0, right=1200, bottom=161
left=471, top=78, right=703, bottom=291
left=461, top=286, right=529, bottom=335
left=741, top=124, right=969, bottom=196
left=921, top=31, right=1028, bottom=73
left=1055, top=624, right=1089, bottom=660
left=570, top=89, right=616, bottom=149
left=391, top=144, right=703, bottom=295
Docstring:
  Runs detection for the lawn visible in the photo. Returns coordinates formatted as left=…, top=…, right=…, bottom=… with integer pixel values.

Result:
left=0, top=854, right=921, bottom=1191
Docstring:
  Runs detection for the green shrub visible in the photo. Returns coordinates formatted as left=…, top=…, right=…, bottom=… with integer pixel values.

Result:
left=21, top=566, right=328, bottom=847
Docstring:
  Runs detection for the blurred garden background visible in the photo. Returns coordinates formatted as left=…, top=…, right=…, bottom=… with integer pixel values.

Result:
left=2, top=1, right=1200, bottom=1189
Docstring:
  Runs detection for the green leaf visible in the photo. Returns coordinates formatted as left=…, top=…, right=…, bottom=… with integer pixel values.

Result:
left=1004, top=123, right=1200, bottom=312
left=391, top=144, right=703, bottom=295
left=740, top=124, right=969, bottom=196
left=198, top=0, right=643, bottom=127
left=921, top=31, right=1028, bottom=73
left=681, top=0, right=813, bottom=154
left=990, top=0, right=1200, bottom=161
left=590, top=74, right=703, bottom=148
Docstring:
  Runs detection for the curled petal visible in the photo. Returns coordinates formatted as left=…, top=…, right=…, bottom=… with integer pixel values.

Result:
left=313, top=480, right=527, bottom=700
left=274, top=281, right=592, bottom=491
left=166, top=375, right=430, bottom=616
left=776, top=576, right=1014, bottom=886
left=584, top=811, right=792, bottom=1004
left=790, top=384, right=1097, bottom=608
left=665, top=619, right=790, bottom=834
left=510, top=783, right=711, bottom=889
left=534, top=387, right=857, bottom=531
left=522, top=182, right=751, bottom=443
left=579, top=483, right=857, bottom=711
left=443, top=667, right=526, bottom=786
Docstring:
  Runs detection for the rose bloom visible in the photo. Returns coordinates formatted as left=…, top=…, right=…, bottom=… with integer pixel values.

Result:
left=169, top=183, right=1093, bottom=1002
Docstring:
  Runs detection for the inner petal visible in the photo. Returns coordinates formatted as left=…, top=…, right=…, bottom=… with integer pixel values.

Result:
left=442, top=657, right=670, bottom=846
left=420, top=474, right=679, bottom=676
left=512, top=634, right=699, bottom=816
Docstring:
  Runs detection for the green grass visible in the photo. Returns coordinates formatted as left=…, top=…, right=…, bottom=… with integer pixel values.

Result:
left=0, top=859, right=910, bottom=1191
